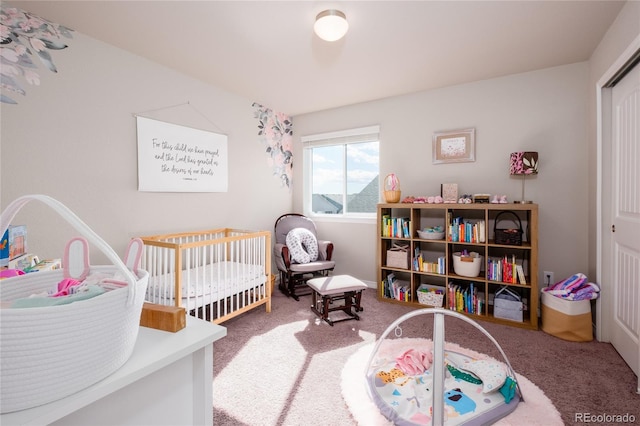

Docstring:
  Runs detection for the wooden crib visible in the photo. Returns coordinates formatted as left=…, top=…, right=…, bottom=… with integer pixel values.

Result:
left=139, top=228, right=271, bottom=324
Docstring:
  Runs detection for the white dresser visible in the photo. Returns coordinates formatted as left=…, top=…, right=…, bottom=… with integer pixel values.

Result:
left=1, top=317, right=226, bottom=425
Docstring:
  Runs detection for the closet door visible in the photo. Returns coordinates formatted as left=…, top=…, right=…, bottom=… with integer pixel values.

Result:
left=610, top=62, right=640, bottom=385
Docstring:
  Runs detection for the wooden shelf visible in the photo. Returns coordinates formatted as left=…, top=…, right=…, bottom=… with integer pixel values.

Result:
left=377, top=203, right=538, bottom=330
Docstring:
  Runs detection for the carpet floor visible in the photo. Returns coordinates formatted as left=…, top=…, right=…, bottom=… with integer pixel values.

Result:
left=212, top=287, right=639, bottom=425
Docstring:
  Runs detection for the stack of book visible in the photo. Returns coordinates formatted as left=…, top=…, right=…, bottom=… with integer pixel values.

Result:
left=448, top=217, right=485, bottom=243
left=413, top=248, right=446, bottom=274
left=486, top=255, right=526, bottom=284
left=383, top=273, right=412, bottom=301
left=447, top=282, right=483, bottom=314
left=381, top=215, right=411, bottom=238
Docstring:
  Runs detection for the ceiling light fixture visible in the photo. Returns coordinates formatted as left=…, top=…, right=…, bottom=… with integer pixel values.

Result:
left=314, top=9, right=348, bottom=42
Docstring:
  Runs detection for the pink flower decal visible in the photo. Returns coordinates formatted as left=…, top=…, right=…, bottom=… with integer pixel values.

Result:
left=253, top=102, right=293, bottom=189
left=0, top=5, right=74, bottom=104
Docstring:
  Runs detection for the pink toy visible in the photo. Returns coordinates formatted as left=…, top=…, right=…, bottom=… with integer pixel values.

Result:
left=395, top=348, right=433, bottom=375
left=0, top=269, right=25, bottom=279
left=51, top=278, right=82, bottom=297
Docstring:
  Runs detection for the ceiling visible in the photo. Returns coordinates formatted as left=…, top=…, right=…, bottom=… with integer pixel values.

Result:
left=8, top=1, right=626, bottom=116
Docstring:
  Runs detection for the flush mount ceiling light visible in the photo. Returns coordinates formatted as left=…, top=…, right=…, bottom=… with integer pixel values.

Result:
left=314, top=9, right=349, bottom=42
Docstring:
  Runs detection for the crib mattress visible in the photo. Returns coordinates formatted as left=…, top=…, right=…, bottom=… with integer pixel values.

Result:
left=146, top=261, right=266, bottom=309
left=367, top=349, right=519, bottom=425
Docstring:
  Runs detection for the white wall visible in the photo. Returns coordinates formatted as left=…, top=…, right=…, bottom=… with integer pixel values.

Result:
left=1, top=31, right=292, bottom=263
left=294, top=62, right=590, bottom=286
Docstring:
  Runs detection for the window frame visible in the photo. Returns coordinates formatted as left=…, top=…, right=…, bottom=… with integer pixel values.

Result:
left=302, top=125, right=380, bottom=221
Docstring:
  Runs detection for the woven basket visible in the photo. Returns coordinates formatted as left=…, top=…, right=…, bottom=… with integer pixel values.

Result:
left=0, top=195, right=149, bottom=413
left=494, top=211, right=523, bottom=246
left=383, top=174, right=401, bottom=203
left=383, top=190, right=402, bottom=203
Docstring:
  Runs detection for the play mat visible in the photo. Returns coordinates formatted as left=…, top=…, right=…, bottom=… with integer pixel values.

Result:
left=365, top=309, right=522, bottom=425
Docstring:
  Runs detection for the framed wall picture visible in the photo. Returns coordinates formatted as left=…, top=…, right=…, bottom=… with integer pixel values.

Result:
left=432, top=128, right=475, bottom=164
left=136, top=116, right=229, bottom=192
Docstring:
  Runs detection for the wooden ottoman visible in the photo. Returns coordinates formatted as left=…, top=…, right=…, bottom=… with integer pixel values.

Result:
left=307, top=275, right=366, bottom=326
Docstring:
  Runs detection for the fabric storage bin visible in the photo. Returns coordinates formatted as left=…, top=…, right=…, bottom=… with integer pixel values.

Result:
left=493, top=286, right=523, bottom=322
left=452, top=252, right=482, bottom=277
left=0, top=195, right=149, bottom=413
left=416, top=284, right=444, bottom=307
left=387, top=243, right=409, bottom=269
left=541, top=289, right=592, bottom=342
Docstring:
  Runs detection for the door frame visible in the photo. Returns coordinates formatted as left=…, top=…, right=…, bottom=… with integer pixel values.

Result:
left=595, top=33, right=640, bottom=342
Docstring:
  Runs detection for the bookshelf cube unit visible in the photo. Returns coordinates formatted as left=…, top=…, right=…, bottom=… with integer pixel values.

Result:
left=377, top=203, right=539, bottom=330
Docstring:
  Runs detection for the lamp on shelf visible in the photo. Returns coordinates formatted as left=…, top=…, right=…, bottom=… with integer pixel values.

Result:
left=509, top=151, right=538, bottom=204
left=314, top=9, right=349, bottom=42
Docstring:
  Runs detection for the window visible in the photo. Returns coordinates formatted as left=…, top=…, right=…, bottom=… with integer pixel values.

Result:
left=302, top=125, right=380, bottom=218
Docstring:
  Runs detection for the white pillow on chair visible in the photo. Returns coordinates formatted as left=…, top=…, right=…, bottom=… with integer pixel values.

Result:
left=286, top=228, right=319, bottom=264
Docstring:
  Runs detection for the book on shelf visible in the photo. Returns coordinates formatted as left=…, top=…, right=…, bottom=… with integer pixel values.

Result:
left=516, top=264, right=526, bottom=285
left=381, top=214, right=390, bottom=237
left=384, top=272, right=396, bottom=298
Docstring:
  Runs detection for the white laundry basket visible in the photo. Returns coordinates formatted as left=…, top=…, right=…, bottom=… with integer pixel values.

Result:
left=0, top=195, right=149, bottom=413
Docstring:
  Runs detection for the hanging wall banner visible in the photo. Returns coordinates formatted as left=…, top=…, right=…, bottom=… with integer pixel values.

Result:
left=136, top=116, right=228, bottom=192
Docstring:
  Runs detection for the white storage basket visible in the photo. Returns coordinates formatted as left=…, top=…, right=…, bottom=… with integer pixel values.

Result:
left=0, top=195, right=149, bottom=413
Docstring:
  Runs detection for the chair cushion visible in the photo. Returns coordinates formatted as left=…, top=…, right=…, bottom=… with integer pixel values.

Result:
left=307, top=275, right=367, bottom=295
left=286, top=228, right=319, bottom=264
left=289, top=260, right=335, bottom=273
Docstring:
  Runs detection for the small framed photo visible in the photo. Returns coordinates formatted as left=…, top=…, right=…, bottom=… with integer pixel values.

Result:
left=441, top=183, right=458, bottom=203
left=432, top=128, right=475, bottom=164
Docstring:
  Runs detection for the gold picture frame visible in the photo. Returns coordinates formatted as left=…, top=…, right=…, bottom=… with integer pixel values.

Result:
left=432, top=128, right=475, bottom=164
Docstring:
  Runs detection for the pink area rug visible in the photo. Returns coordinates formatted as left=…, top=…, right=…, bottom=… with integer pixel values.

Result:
left=341, top=339, right=563, bottom=425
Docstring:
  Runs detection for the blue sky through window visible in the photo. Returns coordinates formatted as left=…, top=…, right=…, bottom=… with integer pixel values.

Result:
left=312, top=141, right=379, bottom=194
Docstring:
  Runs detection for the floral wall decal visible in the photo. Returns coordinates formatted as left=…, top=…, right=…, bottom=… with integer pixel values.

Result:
left=253, top=102, right=293, bottom=189
left=0, top=5, right=74, bottom=104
